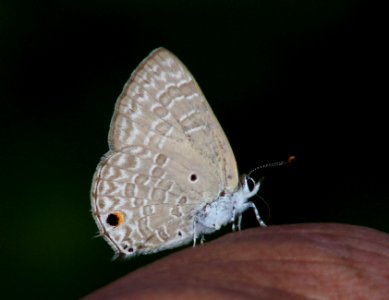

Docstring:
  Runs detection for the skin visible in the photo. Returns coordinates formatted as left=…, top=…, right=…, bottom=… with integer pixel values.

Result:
left=83, top=223, right=389, bottom=299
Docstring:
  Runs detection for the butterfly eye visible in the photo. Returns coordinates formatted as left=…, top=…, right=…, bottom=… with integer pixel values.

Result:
left=247, top=177, right=256, bottom=192
left=106, top=212, right=124, bottom=227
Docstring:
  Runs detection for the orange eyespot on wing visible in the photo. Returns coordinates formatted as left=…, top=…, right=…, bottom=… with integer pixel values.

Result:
left=106, top=212, right=124, bottom=227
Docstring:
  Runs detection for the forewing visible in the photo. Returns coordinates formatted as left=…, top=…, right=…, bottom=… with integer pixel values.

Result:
left=109, top=48, right=239, bottom=191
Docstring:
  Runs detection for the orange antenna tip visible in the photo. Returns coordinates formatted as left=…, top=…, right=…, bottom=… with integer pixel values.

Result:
left=287, top=155, right=296, bottom=163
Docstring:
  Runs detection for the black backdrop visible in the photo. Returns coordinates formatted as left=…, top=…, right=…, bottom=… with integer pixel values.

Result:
left=1, top=1, right=388, bottom=298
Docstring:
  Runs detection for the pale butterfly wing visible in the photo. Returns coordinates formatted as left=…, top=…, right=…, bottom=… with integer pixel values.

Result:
left=91, top=48, right=240, bottom=257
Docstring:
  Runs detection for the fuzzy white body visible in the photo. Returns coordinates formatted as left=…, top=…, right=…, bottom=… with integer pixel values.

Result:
left=194, top=177, right=266, bottom=241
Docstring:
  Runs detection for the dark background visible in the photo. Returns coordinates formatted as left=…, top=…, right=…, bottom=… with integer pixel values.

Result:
left=1, top=0, right=387, bottom=298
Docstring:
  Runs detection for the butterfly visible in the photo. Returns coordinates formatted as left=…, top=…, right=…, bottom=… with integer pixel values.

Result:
left=91, top=48, right=267, bottom=258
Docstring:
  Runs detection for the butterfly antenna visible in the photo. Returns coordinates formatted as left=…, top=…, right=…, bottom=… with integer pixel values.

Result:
left=248, top=155, right=295, bottom=178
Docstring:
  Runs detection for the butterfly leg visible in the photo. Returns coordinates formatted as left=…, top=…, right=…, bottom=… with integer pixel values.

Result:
left=192, top=217, right=198, bottom=247
left=231, top=214, right=243, bottom=231
left=237, top=214, right=243, bottom=231
left=245, top=201, right=267, bottom=227
left=231, top=206, right=238, bottom=231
